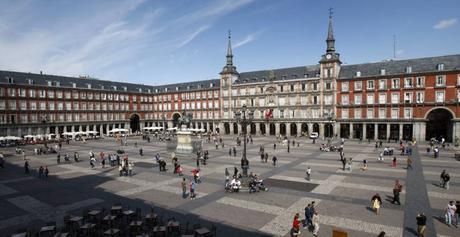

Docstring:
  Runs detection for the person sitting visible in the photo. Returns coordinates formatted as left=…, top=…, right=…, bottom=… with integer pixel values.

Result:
left=230, top=178, right=241, bottom=192
left=249, top=179, right=257, bottom=193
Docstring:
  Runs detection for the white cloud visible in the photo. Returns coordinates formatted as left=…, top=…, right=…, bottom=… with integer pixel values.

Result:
left=396, top=49, right=404, bottom=56
left=234, top=31, right=262, bottom=49
left=434, top=18, right=457, bottom=30
left=176, top=25, right=211, bottom=48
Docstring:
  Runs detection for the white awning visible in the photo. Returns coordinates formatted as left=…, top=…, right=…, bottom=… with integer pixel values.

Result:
left=108, top=128, right=129, bottom=133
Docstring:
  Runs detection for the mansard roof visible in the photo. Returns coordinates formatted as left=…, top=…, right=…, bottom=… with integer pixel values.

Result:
left=236, top=65, right=321, bottom=84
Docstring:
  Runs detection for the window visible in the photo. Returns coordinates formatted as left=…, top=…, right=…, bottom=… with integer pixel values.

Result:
left=391, top=108, right=399, bottom=118
left=437, top=63, right=445, bottom=71
left=29, top=89, right=35, bottom=98
left=404, top=92, right=412, bottom=103
left=313, top=83, right=318, bottom=91
left=406, top=66, right=412, bottom=73
left=378, top=79, right=386, bottom=90
left=19, top=101, right=26, bottom=110
left=341, top=82, right=349, bottom=92
left=378, top=94, right=386, bottom=104
left=367, top=108, right=374, bottom=118
left=354, top=109, right=361, bottom=118
left=300, top=96, right=307, bottom=105
left=342, top=109, right=349, bottom=119
left=341, top=95, right=349, bottom=105
left=380, top=69, right=386, bottom=75
left=39, top=101, right=46, bottom=110
left=324, top=95, right=332, bottom=105
left=8, top=88, right=16, bottom=97
left=404, top=77, right=413, bottom=88
left=404, top=108, right=412, bottom=118
left=301, top=83, right=306, bottom=91
left=280, top=85, right=284, bottom=92
left=313, top=96, right=318, bottom=105
left=416, top=92, right=424, bottom=103
left=290, top=84, right=294, bottom=92
left=354, top=81, right=362, bottom=91
left=19, top=89, right=26, bottom=97
left=436, top=91, right=445, bottom=103
left=457, top=74, right=460, bottom=85
left=416, top=77, right=425, bottom=87
left=458, top=90, right=460, bottom=102
left=356, top=71, right=361, bottom=77
left=29, top=101, right=36, bottom=110
left=391, top=93, right=399, bottom=104
left=354, top=94, right=362, bottom=105
left=366, top=93, right=374, bottom=104
left=379, top=108, right=386, bottom=118
left=48, top=91, right=54, bottom=99
left=391, top=78, right=400, bottom=89
left=436, top=75, right=446, bottom=86
left=325, top=82, right=332, bottom=90
left=367, top=80, right=374, bottom=90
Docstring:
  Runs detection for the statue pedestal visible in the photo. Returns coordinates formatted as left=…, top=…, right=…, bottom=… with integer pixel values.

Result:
left=175, top=125, right=194, bottom=154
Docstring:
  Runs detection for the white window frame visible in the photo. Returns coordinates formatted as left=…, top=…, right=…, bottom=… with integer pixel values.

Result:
left=435, top=91, right=445, bottom=103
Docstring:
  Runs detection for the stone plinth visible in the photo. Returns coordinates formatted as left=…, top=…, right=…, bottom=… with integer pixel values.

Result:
left=175, top=125, right=193, bottom=153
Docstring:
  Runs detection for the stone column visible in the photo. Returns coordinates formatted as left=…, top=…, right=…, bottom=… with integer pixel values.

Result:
left=99, top=125, right=103, bottom=136
left=286, top=123, right=291, bottom=137
left=168, top=121, right=173, bottom=128
left=255, top=123, right=260, bottom=135
left=297, top=123, right=302, bottom=137
left=374, top=123, right=378, bottom=140
left=319, top=123, right=325, bottom=138
left=237, top=124, right=242, bottom=134
left=386, top=124, right=390, bottom=141
left=229, top=123, right=234, bottom=134
left=265, top=123, right=269, bottom=136
left=275, top=123, right=280, bottom=136
left=6, top=128, right=11, bottom=136
left=454, top=121, right=460, bottom=142
left=71, top=126, right=75, bottom=132
left=362, top=123, right=367, bottom=140
left=399, top=123, right=403, bottom=140
left=349, top=123, right=353, bottom=139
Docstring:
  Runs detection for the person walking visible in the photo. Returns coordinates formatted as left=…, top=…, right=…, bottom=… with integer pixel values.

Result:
left=44, top=166, right=49, bottom=178
left=38, top=166, right=44, bottom=179
left=0, top=154, right=4, bottom=168
left=407, top=157, right=413, bottom=170
left=445, top=201, right=457, bottom=226
left=371, top=193, right=382, bottom=215
left=272, top=156, right=277, bottom=166
left=181, top=178, right=187, bottom=198
left=392, top=180, right=403, bottom=205
left=233, top=146, right=237, bottom=156
left=24, top=160, right=30, bottom=174
left=264, top=153, right=268, bottom=163
left=443, top=172, right=451, bottom=190
left=290, top=213, right=301, bottom=237
left=233, top=166, right=238, bottom=178
left=455, top=200, right=460, bottom=227
left=440, top=170, right=447, bottom=188
left=274, top=143, right=276, bottom=150
left=128, top=162, right=134, bottom=176
left=416, top=212, right=427, bottom=237
left=312, top=211, right=319, bottom=237
left=57, top=153, right=61, bottom=164
left=190, top=180, right=196, bottom=199
left=341, top=157, right=347, bottom=171
left=392, top=157, right=397, bottom=168
left=306, top=167, right=311, bottom=181
left=304, top=204, right=313, bottom=230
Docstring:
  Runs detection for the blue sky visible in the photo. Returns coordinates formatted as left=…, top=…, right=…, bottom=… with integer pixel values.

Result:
left=0, top=0, right=459, bottom=85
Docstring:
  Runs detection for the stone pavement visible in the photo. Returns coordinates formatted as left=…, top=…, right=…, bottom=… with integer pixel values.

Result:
left=0, top=135, right=459, bottom=236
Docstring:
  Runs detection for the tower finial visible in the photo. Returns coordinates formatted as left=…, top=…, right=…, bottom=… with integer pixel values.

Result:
left=326, top=8, right=335, bottom=53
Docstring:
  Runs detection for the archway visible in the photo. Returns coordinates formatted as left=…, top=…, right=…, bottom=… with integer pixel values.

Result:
left=280, top=123, right=286, bottom=136
left=260, top=123, right=266, bottom=135
left=130, top=114, right=140, bottom=133
left=269, top=123, right=276, bottom=135
left=313, top=123, right=320, bottom=133
left=290, top=123, right=297, bottom=136
left=224, top=123, right=230, bottom=135
left=426, top=108, right=454, bottom=142
left=172, top=113, right=181, bottom=128
left=301, top=123, right=308, bottom=136
left=233, top=123, right=238, bottom=135
left=250, top=123, right=256, bottom=135
left=324, top=123, right=333, bottom=137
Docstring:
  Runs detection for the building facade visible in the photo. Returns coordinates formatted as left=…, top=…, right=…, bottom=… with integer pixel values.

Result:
left=1, top=15, right=460, bottom=141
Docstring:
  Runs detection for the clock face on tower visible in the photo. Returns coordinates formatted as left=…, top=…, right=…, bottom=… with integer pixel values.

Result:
left=326, top=54, right=332, bottom=59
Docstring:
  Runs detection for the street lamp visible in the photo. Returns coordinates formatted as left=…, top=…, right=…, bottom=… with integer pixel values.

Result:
left=325, top=110, right=335, bottom=139
left=234, top=104, right=254, bottom=177
left=162, top=114, right=166, bottom=134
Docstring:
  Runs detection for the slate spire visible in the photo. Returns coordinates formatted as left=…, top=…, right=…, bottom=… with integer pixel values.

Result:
left=221, top=30, right=238, bottom=74
left=326, top=8, right=335, bottom=53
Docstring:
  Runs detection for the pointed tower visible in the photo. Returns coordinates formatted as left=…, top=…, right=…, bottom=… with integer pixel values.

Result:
left=319, top=8, right=341, bottom=138
left=221, top=31, right=238, bottom=75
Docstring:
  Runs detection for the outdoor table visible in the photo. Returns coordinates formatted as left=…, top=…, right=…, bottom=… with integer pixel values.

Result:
left=104, top=228, right=120, bottom=236
left=167, top=221, right=180, bottom=235
left=153, top=226, right=166, bottom=235
left=11, top=233, right=27, bottom=237
left=39, top=225, right=56, bottom=236
left=69, top=216, right=83, bottom=222
left=194, top=227, right=211, bottom=237
left=80, top=223, right=96, bottom=234
left=88, top=210, right=101, bottom=216
left=111, top=206, right=122, bottom=216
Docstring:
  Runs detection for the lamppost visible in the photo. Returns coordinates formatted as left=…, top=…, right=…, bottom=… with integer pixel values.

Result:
left=162, top=114, right=166, bottom=134
left=41, top=115, right=49, bottom=147
left=326, top=110, right=335, bottom=139
left=234, top=104, right=254, bottom=177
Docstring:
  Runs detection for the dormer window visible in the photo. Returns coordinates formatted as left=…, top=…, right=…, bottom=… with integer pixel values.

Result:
left=187, top=85, right=190, bottom=90
left=210, top=83, right=213, bottom=87
left=112, top=86, right=117, bottom=91
left=437, top=63, right=445, bottom=71
left=138, top=88, right=142, bottom=93
left=100, top=85, right=105, bottom=90
left=356, top=71, right=361, bottom=77
left=198, top=84, right=202, bottom=89
left=27, top=79, right=34, bottom=85
left=292, top=74, right=298, bottom=79
left=304, top=74, right=308, bottom=78
left=380, top=69, right=386, bottom=75
left=165, top=88, right=168, bottom=92
left=6, top=77, right=14, bottom=84
left=281, top=75, right=287, bottom=80
left=261, top=77, right=266, bottom=81
left=155, top=89, right=158, bottom=93
left=176, top=86, right=179, bottom=91
left=123, top=86, right=127, bottom=92
left=72, top=83, right=77, bottom=88
left=405, top=66, right=412, bottom=73
left=87, top=84, right=92, bottom=89
left=47, top=81, right=52, bottom=86
left=147, top=89, right=151, bottom=93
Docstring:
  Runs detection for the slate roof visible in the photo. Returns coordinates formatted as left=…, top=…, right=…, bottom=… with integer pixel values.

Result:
left=0, top=70, right=220, bottom=93
left=339, top=54, right=460, bottom=79
left=236, top=65, right=321, bottom=84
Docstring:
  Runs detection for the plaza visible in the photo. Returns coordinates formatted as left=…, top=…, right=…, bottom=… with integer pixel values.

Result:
left=0, top=135, right=459, bottom=236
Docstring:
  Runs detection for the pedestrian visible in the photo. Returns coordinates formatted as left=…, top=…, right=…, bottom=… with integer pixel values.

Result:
left=312, top=211, right=319, bottom=237
left=341, top=157, right=346, bottom=171
left=287, top=144, right=290, bottom=153
left=128, top=162, right=134, bottom=176
left=57, top=153, right=61, bottom=164
left=260, top=152, right=264, bottom=162
left=440, top=170, right=447, bottom=188
left=274, top=143, right=277, bottom=150
left=24, top=160, right=30, bottom=174
left=290, top=213, right=301, bottom=237
left=445, top=201, right=457, bottom=226
left=225, top=168, right=229, bottom=178
left=44, top=166, right=49, bottom=178
left=377, top=231, right=386, bottom=237
left=264, top=153, right=268, bottom=163
left=90, top=157, right=96, bottom=169
left=392, top=157, right=397, bottom=168
left=233, top=166, right=238, bottom=178
left=0, top=154, right=4, bottom=168
left=101, top=157, right=106, bottom=168
left=38, top=166, right=44, bottom=179
left=303, top=204, right=312, bottom=229
left=306, top=167, right=311, bottom=181
left=139, top=147, right=143, bottom=156
left=347, top=158, right=353, bottom=172
left=443, top=172, right=451, bottom=190
left=190, top=180, right=196, bottom=199
left=407, top=157, right=413, bottom=169
left=233, top=146, right=237, bottom=156
left=392, top=180, right=402, bottom=205
left=371, top=193, right=382, bottom=215
left=455, top=200, right=460, bottom=227
left=181, top=178, right=187, bottom=198
left=22, top=151, right=26, bottom=161
left=118, top=164, right=123, bottom=176
left=272, top=156, right=277, bottom=166
left=361, top=159, right=368, bottom=171
left=416, top=212, right=427, bottom=237
left=229, top=148, right=232, bottom=156
left=378, top=152, right=384, bottom=162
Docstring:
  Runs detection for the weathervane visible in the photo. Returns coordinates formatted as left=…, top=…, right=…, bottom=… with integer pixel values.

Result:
left=328, top=7, right=333, bottom=18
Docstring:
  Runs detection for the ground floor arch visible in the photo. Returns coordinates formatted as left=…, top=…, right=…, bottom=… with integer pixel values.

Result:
left=269, top=123, right=275, bottom=135
left=301, top=123, right=308, bottom=135
left=233, top=123, right=238, bottom=135
left=279, top=123, right=286, bottom=136
left=260, top=123, right=266, bottom=135
left=130, top=114, right=140, bottom=133
left=313, top=123, right=319, bottom=133
left=324, top=123, right=333, bottom=138
left=290, top=123, right=297, bottom=136
left=250, top=123, right=256, bottom=135
left=172, top=113, right=181, bottom=128
left=426, top=108, right=454, bottom=142
left=224, top=123, right=230, bottom=135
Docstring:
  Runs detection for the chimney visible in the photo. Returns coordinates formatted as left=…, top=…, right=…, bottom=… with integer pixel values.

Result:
left=40, top=70, right=42, bottom=75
